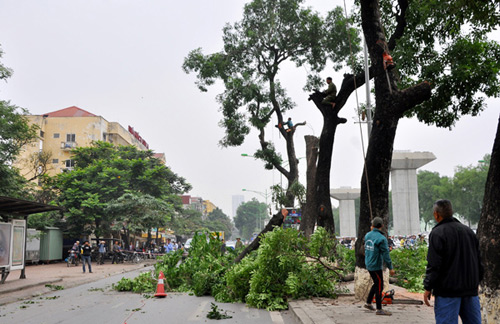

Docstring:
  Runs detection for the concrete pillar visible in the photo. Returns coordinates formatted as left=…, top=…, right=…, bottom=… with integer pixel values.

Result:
left=330, top=187, right=360, bottom=237
left=391, top=151, right=436, bottom=236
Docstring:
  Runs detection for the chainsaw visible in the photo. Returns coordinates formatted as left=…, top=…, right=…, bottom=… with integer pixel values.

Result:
left=373, top=289, right=423, bottom=305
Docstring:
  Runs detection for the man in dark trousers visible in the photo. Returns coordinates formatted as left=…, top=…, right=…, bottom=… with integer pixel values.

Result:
left=112, top=241, right=121, bottom=264
left=423, top=199, right=483, bottom=324
left=364, top=217, right=395, bottom=316
left=81, top=241, right=92, bottom=273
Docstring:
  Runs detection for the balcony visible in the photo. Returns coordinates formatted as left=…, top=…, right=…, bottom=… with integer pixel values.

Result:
left=61, top=141, right=77, bottom=150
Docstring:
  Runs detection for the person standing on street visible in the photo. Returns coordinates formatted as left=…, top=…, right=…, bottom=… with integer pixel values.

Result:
left=81, top=241, right=92, bottom=273
left=363, top=217, right=395, bottom=316
left=112, top=241, right=120, bottom=264
left=98, top=241, right=106, bottom=265
left=235, top=237, right=243, bottom=249
left=423, top=199, right=483, bottom=324
left=165, top=238, right=174, bottom=253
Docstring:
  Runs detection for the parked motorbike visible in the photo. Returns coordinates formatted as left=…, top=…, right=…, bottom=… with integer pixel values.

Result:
left=67, top=249, right=79, bottom=267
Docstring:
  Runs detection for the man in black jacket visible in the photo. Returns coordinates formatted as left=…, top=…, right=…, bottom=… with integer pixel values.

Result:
left=81, top=241, right=92, bottom=273
left=423, top=199, right=483, bottom=324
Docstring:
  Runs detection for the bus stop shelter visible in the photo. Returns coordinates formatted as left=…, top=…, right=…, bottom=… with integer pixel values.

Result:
left=0, top=196, right=62, bottom=283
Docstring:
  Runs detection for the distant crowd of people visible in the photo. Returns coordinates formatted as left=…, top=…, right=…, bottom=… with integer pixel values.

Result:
left=339, top=234, right=428, bottom=250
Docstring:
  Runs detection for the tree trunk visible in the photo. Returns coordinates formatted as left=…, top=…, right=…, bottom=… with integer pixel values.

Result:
left=477, top=113, right=500, bottom=322
left=315, top=111, right=347, bottom=234
left=355, top=0, right=431, bottom=269
left=300, top=135, right=319, bottom=237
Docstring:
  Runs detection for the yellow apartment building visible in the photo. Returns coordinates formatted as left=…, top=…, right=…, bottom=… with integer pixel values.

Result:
left=203, top=200, right=216, bottom=216
left=15, top=106, right=151, bottom=179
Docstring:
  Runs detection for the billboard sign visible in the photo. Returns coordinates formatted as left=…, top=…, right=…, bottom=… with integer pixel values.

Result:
left=0, top=223, right=12, bottom=267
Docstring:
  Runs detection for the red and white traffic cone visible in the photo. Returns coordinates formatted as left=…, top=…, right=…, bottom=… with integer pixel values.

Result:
left=154, top=271, right=167, bottom=298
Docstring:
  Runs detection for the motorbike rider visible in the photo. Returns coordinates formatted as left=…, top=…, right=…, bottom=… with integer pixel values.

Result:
left=71, top=240, right=80, bottom=261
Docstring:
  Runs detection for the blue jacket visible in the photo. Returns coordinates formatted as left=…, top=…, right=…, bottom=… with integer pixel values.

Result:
left=364, top=228, right=393, bottom=271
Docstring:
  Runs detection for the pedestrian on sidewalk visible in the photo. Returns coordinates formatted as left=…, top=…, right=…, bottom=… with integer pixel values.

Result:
left=423, top=199, right=483, bottom=324
left=81, top=241, right=93, bottom=273
left=112, top=241, right=121, bottom=264
left=98, top=240, right=106, bottom=265
left=165, top=238, right=174, bottom=253
left=363, top=217, right=395, bottom=316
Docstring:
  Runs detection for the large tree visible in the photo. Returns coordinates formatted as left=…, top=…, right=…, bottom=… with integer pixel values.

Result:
left=105, top=192, right=174, bottom=249
left=452, top=157, right=489, bottom=226
left=183, top=0, right=354, bottom=242
left=0, top=46, right=39, bottom=197
left=55, top=141, right=190, bottom=238
left=205, top=207, right=234, bottom=240
left=477, top=114, right=500, bottom=321
left=234, top=199, right=268, bottom=240
left=417, top=170, right=452, bottom=231
left=354, top=0, right=500, bottom=271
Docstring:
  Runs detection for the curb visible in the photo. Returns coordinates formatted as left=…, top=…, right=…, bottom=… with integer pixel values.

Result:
left=288, top=301, right=313, bottom=324
left=0, top=278, right=63, bottom=295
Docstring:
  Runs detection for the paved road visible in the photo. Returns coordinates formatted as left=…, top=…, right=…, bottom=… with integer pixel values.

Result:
left=0, top=266, right=298, bottom=324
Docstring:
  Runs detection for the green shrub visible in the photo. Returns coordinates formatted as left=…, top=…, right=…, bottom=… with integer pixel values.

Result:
left=390, top=244, right=428, bottom=292
left=113, top=271, right=156, bottom=293
left=115, top=228, right=352, bottom=310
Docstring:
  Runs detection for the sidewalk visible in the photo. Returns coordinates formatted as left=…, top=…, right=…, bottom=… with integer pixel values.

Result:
left=0, top=260, right=155, bottom=305
left=288, top=282, right=435, bottom=324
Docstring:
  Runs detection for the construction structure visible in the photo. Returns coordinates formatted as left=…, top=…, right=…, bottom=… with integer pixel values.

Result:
left=330, top=187, right=360, bottom=237
left=391, top=150, right=436, bottom=235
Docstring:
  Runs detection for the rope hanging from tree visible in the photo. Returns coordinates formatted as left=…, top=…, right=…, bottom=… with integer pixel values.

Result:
left=342, top=0, right=374, bottom=221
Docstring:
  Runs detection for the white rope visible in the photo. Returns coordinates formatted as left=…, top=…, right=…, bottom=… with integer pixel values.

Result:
left=342, top=0, right=374, bottom=220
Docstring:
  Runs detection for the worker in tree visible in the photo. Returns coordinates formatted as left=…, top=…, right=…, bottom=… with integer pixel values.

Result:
left=321, top=77, right=337, bottom=108
left=284, top=118, right=293, bottom=132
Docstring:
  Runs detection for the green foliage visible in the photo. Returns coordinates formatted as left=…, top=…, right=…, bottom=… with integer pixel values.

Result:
left=373, top=0, right=500, bottom=128
left=244, top=227, right=343, bottom=310
left=53, top=141, right=190, bottom=237
left=206, top=303, right=232, bottom=320
left=44, top=284, right=64, bottom=291
left=204, top=208, right=234, bottom=240
left=417, top=170, right=453, bottom=230
left=183, top=0, right=358, bottom=172
left=417, top=156, right=489, bottom=227
left=390, top=244, right=428, bottom=293
left=106, top=192, right=174, bottom=235
left=215, top=252, right=257, bottom=303
left=170, top=208, right=205, bottom=236
left=334, top=245, right=356, bottom=275
left=451, top=157, right=489, bottom=225
left=155, top=232, right=232, bottom=297
left=112, top=271, right=157, bottom=293
left=116, top=227, right=354, bottom=311
left=234, top=199, right=268, bottom=240
left=0, top=54, right=39, bottom=197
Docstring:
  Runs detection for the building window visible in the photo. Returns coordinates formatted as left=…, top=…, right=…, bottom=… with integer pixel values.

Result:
left=52, top=159, right=59, bottom=164
left=40, top=130, right=45, bottom=137
left=53, top=133, right=60, bottom=139
left=65, top=159, right=75, bottom=168
left=66, top=134, right=76, bottom=142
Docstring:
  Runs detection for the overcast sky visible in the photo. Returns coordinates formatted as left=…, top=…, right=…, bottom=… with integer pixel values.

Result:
left=1, top=0, right=498, bottom=218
